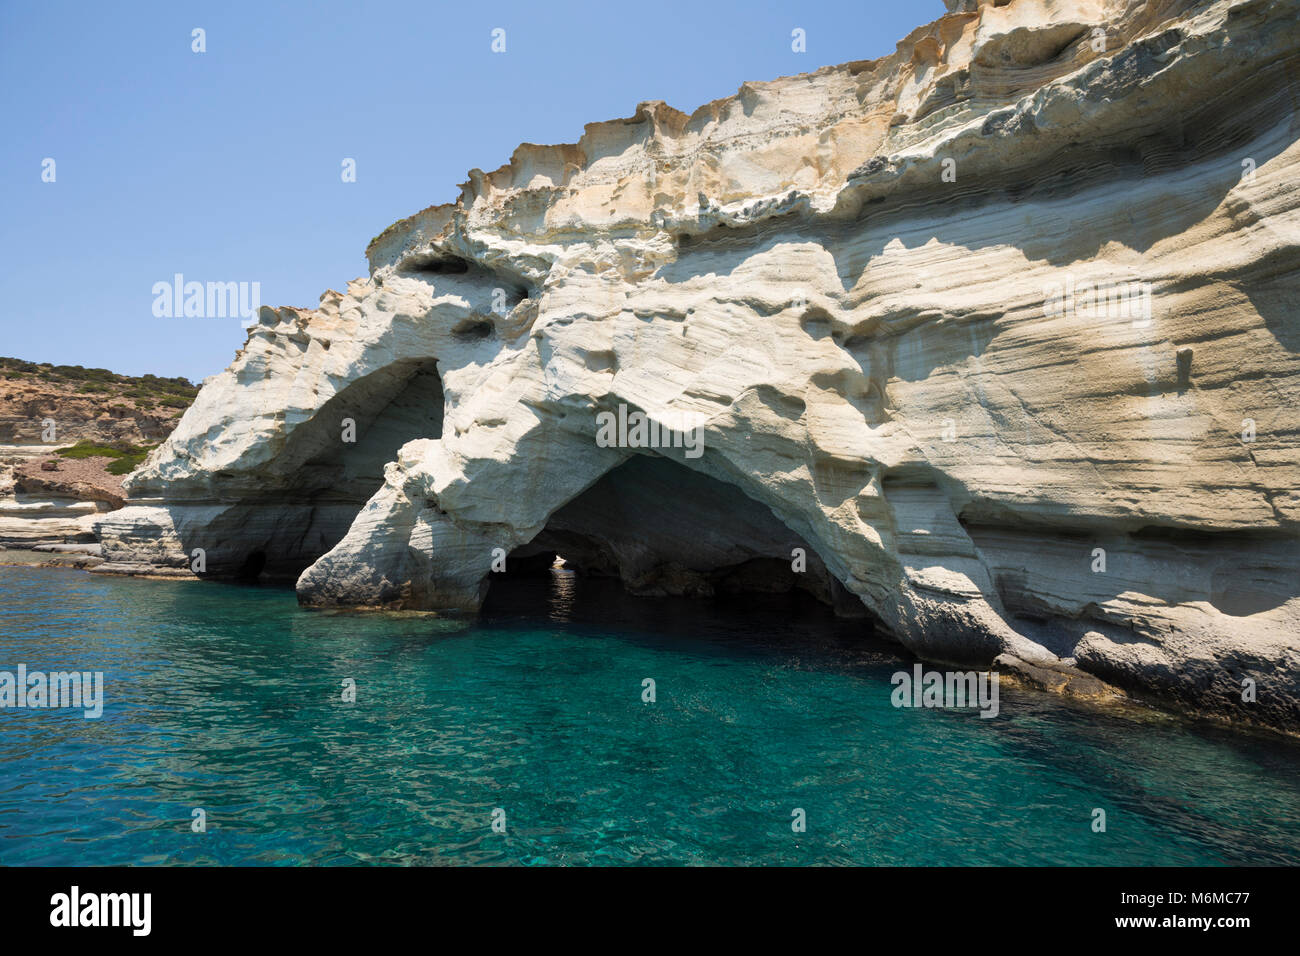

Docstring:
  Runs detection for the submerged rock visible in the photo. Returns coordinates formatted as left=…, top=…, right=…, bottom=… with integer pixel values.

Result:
left=98, top=0, right=1300, bottom=730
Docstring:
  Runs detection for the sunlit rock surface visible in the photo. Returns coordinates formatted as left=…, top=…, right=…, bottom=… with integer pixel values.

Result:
left=99, top=0, right=1300, bottom=730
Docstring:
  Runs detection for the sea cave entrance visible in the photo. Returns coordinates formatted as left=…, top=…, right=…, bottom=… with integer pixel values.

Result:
left=212, top=357, right=445, bottom=584
left=482, top=455, right=872, bottom=626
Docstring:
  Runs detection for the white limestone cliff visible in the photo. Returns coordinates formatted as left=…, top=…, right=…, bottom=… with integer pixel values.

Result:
left=98, top=0, right=1300, bottom=730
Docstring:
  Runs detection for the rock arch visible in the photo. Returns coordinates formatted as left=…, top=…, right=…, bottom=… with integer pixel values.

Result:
left=98, top=350, right=447, bottom=583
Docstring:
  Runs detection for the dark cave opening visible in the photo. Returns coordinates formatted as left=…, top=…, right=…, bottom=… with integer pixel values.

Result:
left=235, top=549, right=267, bottom=582
left=188, top=358, right=447, bottom=585
left=485, top=455, right=876, bottom=627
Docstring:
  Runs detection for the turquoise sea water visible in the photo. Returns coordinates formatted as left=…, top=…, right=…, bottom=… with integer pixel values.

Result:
left=1, top=564, right=1299, bottom=866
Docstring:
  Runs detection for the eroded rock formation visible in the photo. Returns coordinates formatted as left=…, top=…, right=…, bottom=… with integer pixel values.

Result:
left=0, top=453, right=108, bottom=547
left=98, top=0, right=1300, bottom=730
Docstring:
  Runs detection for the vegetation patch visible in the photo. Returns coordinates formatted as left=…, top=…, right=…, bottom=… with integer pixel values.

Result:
left=0, top=357, right=199, bottom=411
left=54, top=439, right=158, bottom=476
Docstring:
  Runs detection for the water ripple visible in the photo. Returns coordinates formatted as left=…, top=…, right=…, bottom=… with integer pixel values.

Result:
left=0, top=567, right=1298, bottom=865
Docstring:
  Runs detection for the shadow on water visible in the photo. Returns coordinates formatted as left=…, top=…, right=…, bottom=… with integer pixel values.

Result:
left=480, top=569, right=900, bottom=669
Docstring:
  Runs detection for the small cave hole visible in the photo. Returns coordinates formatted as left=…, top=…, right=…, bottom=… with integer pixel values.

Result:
left=453, top=319, right=495, bottom=340
left=799, top=306, right=836, bottom=342
left=417, top=256, right=471, bottom=275
left=236, top=550, right=267, bottom=582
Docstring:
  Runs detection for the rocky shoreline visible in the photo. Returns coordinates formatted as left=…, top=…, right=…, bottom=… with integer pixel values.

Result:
left=54, top=0, right=1300, bottom=733
left=0, top=447, right=106, bottom=550
left=0, top=544, right=105, bottom=570
left=0, top=365, right=196, bottom=560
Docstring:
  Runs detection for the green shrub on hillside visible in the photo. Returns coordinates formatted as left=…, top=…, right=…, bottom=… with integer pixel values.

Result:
left=54, top=439, right=157, bottom=476
left=106, top=452, right=150, bottom=475
left=55, top=440, right=134, bottom=460
left=0, top=357, right=199, bottom=411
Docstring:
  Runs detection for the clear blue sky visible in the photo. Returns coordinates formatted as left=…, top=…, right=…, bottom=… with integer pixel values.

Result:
left=0, top=0, right=943, bottom=383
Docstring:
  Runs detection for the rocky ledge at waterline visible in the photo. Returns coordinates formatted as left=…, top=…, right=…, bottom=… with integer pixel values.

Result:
left=96, top=0, right=1300, bottom=731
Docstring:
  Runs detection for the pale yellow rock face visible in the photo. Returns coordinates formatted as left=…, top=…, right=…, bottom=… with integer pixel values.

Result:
left=100, top=0, right=1300, bottom=730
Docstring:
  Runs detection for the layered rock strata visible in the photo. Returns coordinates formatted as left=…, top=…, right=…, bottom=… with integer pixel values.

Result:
left=0, top=449, right=108, bottom=547
left=99, top=0, right=1300, bottom=730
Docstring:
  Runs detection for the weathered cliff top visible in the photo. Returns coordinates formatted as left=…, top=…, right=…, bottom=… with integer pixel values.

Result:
left=364, top=0, right=1293, bottom=283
